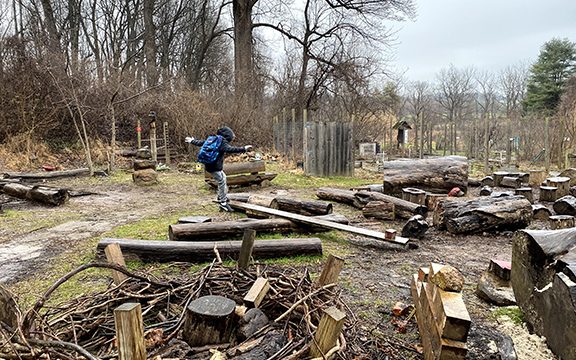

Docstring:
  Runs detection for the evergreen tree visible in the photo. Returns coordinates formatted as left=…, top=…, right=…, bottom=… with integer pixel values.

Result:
left=524, top=38, right=576, bottom=113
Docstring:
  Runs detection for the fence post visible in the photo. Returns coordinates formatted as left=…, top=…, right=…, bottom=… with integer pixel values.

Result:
left=310, top=306, right=346, bottom=358
left=104, top=243, right=127, bottom=285
left=291, top=108, right=296, bottom=162
left=150, top=121, right=157, bottom=162
left=303, top=109, right=308, bottom=173
left=238, top=229, right=256, bottom=270
left=137, top=118, right=142, bottom=149
left=114, top=303, right=146, bottom=360
left=282, top=108, right=287, bottom=156
left=163, top=121, right=170, bottom=165
left=545, top=117, right=550, bottom=172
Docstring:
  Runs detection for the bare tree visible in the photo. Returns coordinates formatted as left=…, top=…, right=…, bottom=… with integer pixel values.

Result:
left=406, top=80, right=432, bottom=158
left=499, top=63, right=528, bottom=160
left=476, top=70, right=499, bottom=172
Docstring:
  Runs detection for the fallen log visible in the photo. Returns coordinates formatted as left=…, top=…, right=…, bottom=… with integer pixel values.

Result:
left=2, top=183, right=69, bottom=206
left=316, top=188, right=365, bottom=208
left=433, top=195, right=533, bottom=234
left=355, top=190, right=428, bottom=219
left=382, top=156, right=468, bottom=195
left=205, top=161, right=266, bottom=178
left=553, top=195, right=576, bottom=216
left=350, top=184, right=384, bottom=193
left=362, top=201, right=395, bottom=220
left=512, top=229, right=576, bottom=360
left=98, top=237, right=323, bottom=262
left=500, top=176, right=522, bottom=189
left=205, top=173, right=277, bottom=188
left=271, top=197, right=333, bottom=216
left=3, top=168, right=90, bottom=181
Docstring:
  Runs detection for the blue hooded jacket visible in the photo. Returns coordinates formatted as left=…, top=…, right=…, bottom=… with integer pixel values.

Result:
left=191, top=126, right=247, bottom=172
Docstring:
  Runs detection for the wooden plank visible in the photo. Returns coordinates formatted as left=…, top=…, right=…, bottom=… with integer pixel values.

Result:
left=104, top=243, right=128, bottom=285
left=310, top=306, right=346, bottom=358
left=114, top=303, right=146, bottom=360
left=238, top=230, right=256, bottom=270
left=243, top=277, right=270, bottom=308
left=229, top=201, right=409, bottom=245
left=316, top=254, right=345, bottom=286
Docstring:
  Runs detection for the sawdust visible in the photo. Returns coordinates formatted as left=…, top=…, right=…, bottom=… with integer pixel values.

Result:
left=497, top=316, right=556, bottom=360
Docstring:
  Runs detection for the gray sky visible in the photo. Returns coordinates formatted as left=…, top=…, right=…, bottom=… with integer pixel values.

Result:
left=394, top=0, right=576, bottom=82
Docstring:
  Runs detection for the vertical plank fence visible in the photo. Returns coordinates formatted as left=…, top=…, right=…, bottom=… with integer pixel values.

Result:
left=304, top=121, right=353, bottom=177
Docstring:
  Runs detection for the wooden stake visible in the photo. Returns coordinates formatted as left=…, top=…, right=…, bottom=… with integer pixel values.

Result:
left=291, top=108, right=296, bottom=162
left=150, top=120, right=157, bottom=162
left=114, top=303, right=146, bottom=360
left=163, top=121, right=170, bottom=165
left=316, top=254, right=345, bottom=287
left=310, top=306, right=346, bottom=358
left=104, top=243, right=127, bottom=285
left=137, top=118, right=142, bottom=149
left=238, top=229, right=256, bottom=270
left=243, top=277, right=270, bottom=308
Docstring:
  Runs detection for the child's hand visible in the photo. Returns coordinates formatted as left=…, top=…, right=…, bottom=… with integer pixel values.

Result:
left=244, top=145, right=253, bottom=152
left=185, top=136, right=194, bottom=143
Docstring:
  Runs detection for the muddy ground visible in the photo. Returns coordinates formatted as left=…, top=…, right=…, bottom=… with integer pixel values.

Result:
left=0, top=170, right=557, bottom=359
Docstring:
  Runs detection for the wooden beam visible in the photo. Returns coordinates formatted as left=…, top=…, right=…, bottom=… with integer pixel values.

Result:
left=310, top=306, right=346, bottom=358
left=238, top=230, right=256, bottom=270
left=316, top=254, right=345, bottom=287
left=114, top=303, right=146, bottom=360
left=104, top=243, right=127, bottom=285
left=243, top=277, right=270, bottom=308
left=229, top=201, right=409, bottom=245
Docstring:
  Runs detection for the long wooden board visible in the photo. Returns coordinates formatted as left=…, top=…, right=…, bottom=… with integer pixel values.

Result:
left=229, top=201, right=410, bottom=245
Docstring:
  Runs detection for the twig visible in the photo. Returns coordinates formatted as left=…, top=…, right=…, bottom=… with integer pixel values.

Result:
left=274, top=283, right=337, bottom=323
left=27, top=338, right=99, bottom=360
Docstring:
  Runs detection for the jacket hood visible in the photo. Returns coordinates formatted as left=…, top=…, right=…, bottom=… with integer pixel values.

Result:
left=217, top=126, right=235, bottom=142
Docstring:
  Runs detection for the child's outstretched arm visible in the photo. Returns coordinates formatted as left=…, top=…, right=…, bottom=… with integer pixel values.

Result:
left=185, top=136, right=205, bottom=147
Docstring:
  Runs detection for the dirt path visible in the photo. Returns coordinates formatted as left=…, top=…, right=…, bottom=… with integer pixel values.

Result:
left=0, top=174, right=557, bottom=359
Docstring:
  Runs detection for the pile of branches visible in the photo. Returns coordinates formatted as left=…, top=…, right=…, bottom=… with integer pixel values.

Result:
left=0, top=261, right=367, bottom=359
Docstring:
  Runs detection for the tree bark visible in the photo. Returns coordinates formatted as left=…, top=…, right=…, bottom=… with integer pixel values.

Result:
left=270, top=197, right=333, bottom=216
left=204, top=161, right=266, bottom=178
left=2, top=183, right=69, bottom=206
left=143, top=0, right=158, bottom=87
left=355, top=190, right=428, bottom=219
left=512, top=228, right=576, bottom=360
left=233, top=0, right=255, bottom=102
left=382, top=156, right=468, bottom=194
left=316, top=187, right=364, bottom=208
left=500, top=176, right=522, bottom=188
left=434, top=195, right=532, bottom=234
left=362, top=201, right=395, bottom=220
left=98, top=237, right=323, bottom=262
left=553, top=195, right=576, bottom=216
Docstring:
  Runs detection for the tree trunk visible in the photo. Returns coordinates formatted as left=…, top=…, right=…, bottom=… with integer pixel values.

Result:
left=382, top=156, right=468, bottom=194
left=3, top=168, right=90, bottom=180
left=2, top=183, right=69, bottom=206
left=98, top=237, right=323, bottom=262
left=183, top=295, right=236, bottom=347
left=434, top=195, right=532, bottom=234
left=205, top=161, right=266, bottom=178
left=143, top=0, right=158, bottom=87
left=316, top=187, right=364, bottom=208
left=355, top=190, right=428, bottom=219
left=553, top=195, right=576, bottom=216
left=233, top=0, right=255, bottom=102
left=512, top=229, right=576, bottom=360
left=362, top=201, right=395, bottom=220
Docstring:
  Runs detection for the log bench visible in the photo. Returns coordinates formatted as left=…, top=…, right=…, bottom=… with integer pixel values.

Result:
left=205, top=161, right=277, bottom=188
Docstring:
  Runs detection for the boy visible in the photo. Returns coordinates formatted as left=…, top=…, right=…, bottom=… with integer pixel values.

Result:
left=185, top=126, right=253, bottom=212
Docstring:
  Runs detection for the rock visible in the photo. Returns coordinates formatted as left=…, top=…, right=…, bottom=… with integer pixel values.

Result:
left=476, top=272, right=516, bottom=306
left=133, top=168, right=159, bottom=185
left=497, top=333, right=518, bottom=360
left=481, top=176, right=495, bottom=187
left=430, top=265, right=464, bottom=292
left=238, top=308, right=269, bottom=340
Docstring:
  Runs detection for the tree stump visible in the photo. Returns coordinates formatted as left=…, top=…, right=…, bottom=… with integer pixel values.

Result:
left=528, top=170, right=547, bottom=187
left=401, top=215, right=429, bottom=239
left=532, top=205, right=552, bottom=220
left=549, top=215, right=575, bottom=229
left=425, top=193, right=448, bottom=212
left=402, top=188, right=426, bottom=205
left=546, top=177, right=570, bottom=197
left=479, top=186, right=493, bottom=196
left=539, top=186, right=558, bottom=202
left=492, top=171, right=508, bottom=187
left=500, top=176, right=522, bottom=188
left=515, top=187, right=533, bottom=203
left=182, top=295, right=237, bottom=347
left=481, top=176, right=494, bottom=187
left=560, top=168, right=576, bottom=186
left=553, top=195, right=576, bottom=216
left=133, top=169, right=158, bottom=186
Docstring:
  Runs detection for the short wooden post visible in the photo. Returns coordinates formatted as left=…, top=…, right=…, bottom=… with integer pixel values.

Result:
left=316, top=254, right=345, bottom=287
left=104, top=243, right=127, bottom=285
left=136, top=118, right=142, bottom=149
left=150, top=120, right=157, bottom=162
left=238, top=229, right=256, bottom=270
left=515, top=187, right=534, bottom=203
left=243, top=277, right=270, bottom=308
left=282, top=108, right=287, bottom=155
left=163, top=121, right=170, bottom=165
left=114, top=303, right=146, bottom=360
left=539, top=186, right=558, bottom=202
left=182, top=295, right=236, bottom=347
left=310, top=306, right=346, bottom=358
left=546, top=177, right=570, bottom=197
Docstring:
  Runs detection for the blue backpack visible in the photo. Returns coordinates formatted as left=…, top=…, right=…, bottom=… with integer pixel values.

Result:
left=197, top=135, right=223, bottom=164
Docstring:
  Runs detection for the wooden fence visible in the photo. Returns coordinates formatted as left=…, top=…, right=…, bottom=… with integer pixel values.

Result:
left=304, top=121, right=354, bottom=177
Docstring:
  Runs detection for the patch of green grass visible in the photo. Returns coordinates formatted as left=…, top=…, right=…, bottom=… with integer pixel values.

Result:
left=0, top=209, right=82, bottom=234
left=266, top=163, right=379, bottom=189
left=258, top=254, right=322, bottom=266
left=491, top=306, right=524, bottom=325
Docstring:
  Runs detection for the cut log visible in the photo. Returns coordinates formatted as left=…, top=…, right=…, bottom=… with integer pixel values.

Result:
left=382, top=156, right=468, bottom=195
left=515, top=187, right=533, bottom=203
left=512, top=228, right=576, bottom=360
left=401, top=187, right=427, bottom=205
left=270, top=197, right=333, bottom=216
left=2, top=183, right=69, bottom=206
left=560, top=168, right=576, bottom=186
left=227, top=193, right=251, bottom=203
left=553, top=195, right=576, bottom=216
left=182, top=295, right=236, bottom=347
left=362, top=201, right=395, bottom=220
left=529, top=169, right=547, bottom=187
left=133, top=159, right=157, bottom=171
left=546, top=177, right=570, bottom=197
left=433, top=195, right=533, bottom=234
left=229, top=201, right=410, bottom=245
left=2, top=168, right=90, bottom=181
left=539, top=186, right=558, bottom=202
left=206, top=173, right=277, bottom=188
left=205, top=161, right=266, bottom=178
left=479, top=186, right=493, bottom=196
left=492, top=172, right=507, bottom=187
left=549, top=215, right=575, bottom=230
left=132, top=169, right=158, bottom=186
left=532, top=205, right=552, bottom=220
left=98, top=237, right=323, bottom=262
left=467, top=178, right=481, bottom=187
left=480, top=176, right=494, bottom=187
left=316, top=187, right=364, bottom=208
left=351, top=184, right=384, bottom=192
left=500, top=176, right=522, bottom=188
left=355, top=190, right=428, bottom=219
left=425, top=193, right=447, bottom=212
left=401, top=215, right=429, bottom=239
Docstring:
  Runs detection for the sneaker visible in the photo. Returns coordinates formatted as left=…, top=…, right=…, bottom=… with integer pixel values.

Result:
left=219, top=203, right=234, bottom=212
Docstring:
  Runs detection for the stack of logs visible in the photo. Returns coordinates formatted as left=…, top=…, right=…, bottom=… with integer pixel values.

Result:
left=132, top=148, right=158, bottom=185
left=411, top=263, right=470, bottom=359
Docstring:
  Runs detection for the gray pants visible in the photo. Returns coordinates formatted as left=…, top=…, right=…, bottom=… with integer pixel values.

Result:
left=211, top=170, right=228, bottom=204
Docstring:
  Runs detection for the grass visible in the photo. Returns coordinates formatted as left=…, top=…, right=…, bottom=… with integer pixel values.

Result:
left=0, top=209, right=82, bottom=236
left=267, top=163, right=380, bottom=189
left=491, top=306, right=524, bottom=325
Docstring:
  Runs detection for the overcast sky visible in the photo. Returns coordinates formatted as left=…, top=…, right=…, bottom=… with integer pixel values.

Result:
left=393, top=0, right=576, bottom=82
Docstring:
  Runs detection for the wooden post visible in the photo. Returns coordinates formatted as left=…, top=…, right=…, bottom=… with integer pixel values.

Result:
left=291, top=108, right=296, bottom=162
left=243, top=277, right=270, bottom=308
left=273, top=116, right=278, bottom=152
left=137, top=118, right=142, bottom=149
left=419, top=112, right=424, bottom=159
left=303, top=109, right=308, bottom=173
left=316, top=254, right=345, bottom=287
left=163, top=121, right=170, bottom=165
left=182, top=295, right=236, bottom=347
left=104, top=243, right=127, bottom=285
left=484, top=115, right=490, bottom=174
left=238, top=229, right=256, bottom=270
left=150, top=120, right=157, bottom=162
left=310, top=306, right=346, bottom=358
left=114, top=303, right=146, bottom=360
left=545, top=117, right=550, bottom=172
left=282, top=107, right=287, bottom=155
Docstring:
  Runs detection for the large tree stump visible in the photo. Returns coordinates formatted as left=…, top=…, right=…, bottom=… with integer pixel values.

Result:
left=539, top=186, right=558, bottom=202
left=512, top=229, right=576, bottom=360
left=515, top=187, right=533, bottom=203
left=182, top=295, right=237, bottom=347
left=553, top=195, right=576, bottom=216
left=547, top=177, right=570, bottom=197
left=532, top=205, right=552, bottom=220
left=133, top=159, right=156, bottom=171
left=132, top=168, right=158, bottom=186
left=382, top=156, right=468, bottom=195
left=549, top=215, right=575, bottom=229
left=434, top=196, right=533, bottom=234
